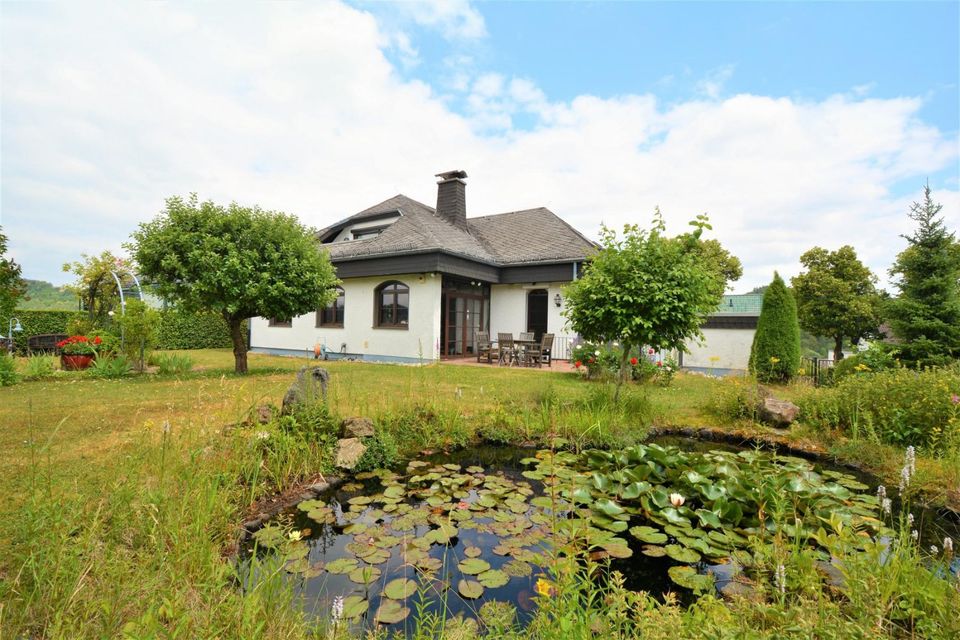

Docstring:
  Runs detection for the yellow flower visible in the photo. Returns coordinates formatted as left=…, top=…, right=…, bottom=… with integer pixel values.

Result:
left=534, top=577, right=556, bottom=597
left=769, top=357, right=780, bottom=364
left=288, top=530, right=303, bottom=542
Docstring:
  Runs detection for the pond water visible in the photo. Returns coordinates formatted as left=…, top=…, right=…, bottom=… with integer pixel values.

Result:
left=239, top=439, right=959, bottom=635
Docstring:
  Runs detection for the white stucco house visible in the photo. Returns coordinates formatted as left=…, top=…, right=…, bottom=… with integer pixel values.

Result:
left=249, top=171, right=597, bottom=363
left=677, top=293, right=763, bottom=375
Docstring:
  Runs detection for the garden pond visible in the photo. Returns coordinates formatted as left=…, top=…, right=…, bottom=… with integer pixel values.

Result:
left=240, top=438, right=960, bottom=635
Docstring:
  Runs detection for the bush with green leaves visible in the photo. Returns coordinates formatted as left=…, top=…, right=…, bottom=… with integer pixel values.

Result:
left=831, top=342, right=900, bottom=382
left=354, top=430, right=400, bottom=472
left=88, top=355, right=132, bottom=379
left=155, top=310, right=243, bottom=350
left=150, top=352, right=194, bottom=375
left=799, top=364, right=960, bottom=453
left=117, top=300, right=160, bottom=371
left=23, top=355, right=56, bottom=380
left=749, top=272, right=801, bottom=383
left=0, top=352, right=18, bottom=386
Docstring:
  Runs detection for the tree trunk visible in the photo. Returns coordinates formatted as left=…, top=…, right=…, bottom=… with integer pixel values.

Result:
left=614, top=346, right=631, bottom=404
left=227, top=315, right=248, bottom=374
left=833, top=335, right=844, bottom=362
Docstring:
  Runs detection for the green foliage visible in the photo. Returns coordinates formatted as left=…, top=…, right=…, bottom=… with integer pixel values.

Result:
left=17, top=279, right=77, bottom=311
left=564, top=211, right=733, bottom=397
left=61, top=251, right=127, bottom=326
left=155, top=309, right=242, bottom=350
left=149, top=352, right=194, bottom=375
left=799, top=364, right=960, bottom=453
left=88, top=355, right=132, bottom=379
left=23, top=355, right=56, bottom=380
left=792, top=245, right=883, bottom=361
left=0, top=352, right=18, bottom=386
left=0, top=228, right=27, bottom=322
left=354, top=430, right=400, bottom=472
left=117, top=300, right=161, bottom=371
left=831, top=342, right=899, bottom=382
left=0, top=310, right=78, bottom=353
left=886, top=185, right=960, bottom=367
left=129, top=194, right=340, bottom=374
left=749, top=273, right=801, bottom=383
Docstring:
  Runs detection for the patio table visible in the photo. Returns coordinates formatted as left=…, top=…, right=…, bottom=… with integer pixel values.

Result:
left=512, top=339, right=540, bottom=367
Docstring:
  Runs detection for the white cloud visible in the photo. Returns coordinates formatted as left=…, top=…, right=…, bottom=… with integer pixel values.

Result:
left=1, top=1, right=957, bottom=293
left=391, top=0, right=487, bottom=40
left=696, top=64, right=735, bottom=99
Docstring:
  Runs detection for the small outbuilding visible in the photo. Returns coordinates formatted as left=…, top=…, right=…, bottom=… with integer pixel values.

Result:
left=678, top=294, right=763, bottom=375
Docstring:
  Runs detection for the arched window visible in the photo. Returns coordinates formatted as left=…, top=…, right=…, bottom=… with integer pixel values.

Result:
left=316, top=287, right=345, bottom=327
left=376, top=281, right=409, bottom=328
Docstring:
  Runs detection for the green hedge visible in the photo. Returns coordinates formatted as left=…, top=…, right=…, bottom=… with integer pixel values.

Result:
left=1, top=309, right=246, bottom=352
left=155, top=310, right=247, bottom=350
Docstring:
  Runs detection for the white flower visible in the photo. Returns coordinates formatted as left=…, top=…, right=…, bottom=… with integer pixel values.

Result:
left=911, top=529, right=919, bottom=541
left=256, top=431, right=270, bottom=440
left=288, top=530, right=303, bottom=542
left=876, top=485, right=886, bottom=501
left=594, top=350, right=601, bottom=356
left=669, top=493, right=685, bottom=507
left=930, top=545, right=939, bottom=554
left=331, top=595, right=344, bottom=624
left=774, top=564, right=786, bottom=595
left=907, top=513, right=914, bottom=526
left=944, top=537, right=953, bottom=553
left=881, top=498, right=891, bottom=515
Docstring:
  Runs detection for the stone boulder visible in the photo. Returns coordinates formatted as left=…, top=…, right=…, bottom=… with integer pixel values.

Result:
left=758, top=397, right=800, bottom=427
left=341, top=416, right=375, bottom=439
left=281, top=366, right=330, bottom=416
left=335, top=438, right=367, bottom=470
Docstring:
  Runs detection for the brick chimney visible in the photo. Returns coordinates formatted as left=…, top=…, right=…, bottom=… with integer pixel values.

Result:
left=435, top=170, right=468, bottom=229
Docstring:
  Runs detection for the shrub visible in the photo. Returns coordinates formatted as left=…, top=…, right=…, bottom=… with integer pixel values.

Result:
left=831, top=342, right=899, bottom=382
left=354, top=430, right=400, bottom=471
left=0, top=310, right=81, bottom=353
left=118, top=300, right=160, bottom=371
left=798, top=364, right=960, bottom=453
left=155, top=310, right=244, bottom=350
left=23, top=355, right=55, bottom=380
left=749, top=273, right=801, bottom=383
left=151, top=353, right=194, bottom=375
left=0, top=352, right=18, bottom=386
left=88, top=355, right=132, bottom=379
left=571, top=341, right=673, bottom=385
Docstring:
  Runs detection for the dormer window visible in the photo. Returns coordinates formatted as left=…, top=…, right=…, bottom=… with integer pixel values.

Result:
left=352, top=225, right=388, bottom=240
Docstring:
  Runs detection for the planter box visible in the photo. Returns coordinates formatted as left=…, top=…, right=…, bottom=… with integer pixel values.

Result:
left=61, top=354, right=94, bottom=371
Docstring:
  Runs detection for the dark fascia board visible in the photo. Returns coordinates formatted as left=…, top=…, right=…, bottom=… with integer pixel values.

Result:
left=701, top=315, right=759, bottom=330
left=317, top=209, right=403, bottom=243
left=331, top=251, right=580, bottom=284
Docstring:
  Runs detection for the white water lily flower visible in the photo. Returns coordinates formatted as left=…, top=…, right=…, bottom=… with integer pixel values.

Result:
left=669, top=493, right=685, bottom=507
left=288, top=530, right=303, bottom=542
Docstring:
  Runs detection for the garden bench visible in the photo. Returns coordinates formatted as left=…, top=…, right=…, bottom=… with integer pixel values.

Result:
left=27, top=333, right=68, bottom=355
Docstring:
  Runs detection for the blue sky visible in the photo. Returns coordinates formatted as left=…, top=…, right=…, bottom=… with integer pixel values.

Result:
left=1, top=1, right=958, bottom=289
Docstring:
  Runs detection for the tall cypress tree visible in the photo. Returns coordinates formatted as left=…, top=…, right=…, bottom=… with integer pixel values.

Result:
left=749, top=272, right=801, bottom=383
left=886, top=185, right=960, bottom=367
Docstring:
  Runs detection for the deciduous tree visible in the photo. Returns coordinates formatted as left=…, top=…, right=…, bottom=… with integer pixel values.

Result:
left=0, top=228, right=27, bottom=324
left=563, top=211, right=734, bottom=400
left=62, top=251, right=126, bottom=326
left=129, top=194, right=339, bottom=374
left=886, top=185, right=960, bottom=367
left=791, top=245, right=882, bottom=361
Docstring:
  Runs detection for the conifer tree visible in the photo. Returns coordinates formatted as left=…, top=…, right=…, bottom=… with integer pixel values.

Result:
left=749, top=272, right=801, bottom=383
left=886, top=185, right=960, bottom=367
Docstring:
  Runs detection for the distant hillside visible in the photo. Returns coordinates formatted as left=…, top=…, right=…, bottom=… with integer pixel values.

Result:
left=17, top=279, right=77, bottom=310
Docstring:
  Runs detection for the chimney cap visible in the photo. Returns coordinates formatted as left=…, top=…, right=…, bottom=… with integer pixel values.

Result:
left=435, top=169, right=468, bottom=182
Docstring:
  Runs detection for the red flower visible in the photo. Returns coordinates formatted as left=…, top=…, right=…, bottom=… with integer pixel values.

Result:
left=574, top=360, right=582, bottom=368
left=93, top=336, right=102, bottom=345
left=656, top=361, right=663, bottom=367
left=630, top=357, right=638, bottom=366
left=57, top=340, right=67, bottom=348
left=588, top=357, right=595, bottom=364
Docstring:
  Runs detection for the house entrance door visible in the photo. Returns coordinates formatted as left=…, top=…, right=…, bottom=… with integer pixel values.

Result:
left=441, top=278, right=490, bottom=357
left=527, top=289, right=548, bottom=341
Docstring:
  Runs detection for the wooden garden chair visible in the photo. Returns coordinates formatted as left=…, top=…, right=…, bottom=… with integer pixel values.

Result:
left=476, top=331, right=498, bottom=364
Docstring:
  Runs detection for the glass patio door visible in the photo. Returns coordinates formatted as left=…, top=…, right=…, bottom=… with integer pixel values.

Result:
left=441, top=277, right=489, bottom=357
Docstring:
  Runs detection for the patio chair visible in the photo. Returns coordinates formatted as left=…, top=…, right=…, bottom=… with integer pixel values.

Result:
left=476, top=331, right=499, bottom=364
left=497, top=333, right=518, bottom=366
left=525, top=333, right=555, bottom=368
left=519, top=332, right=535, bottom=342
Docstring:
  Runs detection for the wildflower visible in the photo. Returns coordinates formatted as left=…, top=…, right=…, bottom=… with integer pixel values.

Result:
left=943, top=537, right=953, bottom=555
left=630, top=357, right=638, bottom=366
left=612, top=341, right=619, bottom=347
left=911, top=529, right=919, bottom=541
left=905, top=446, right=916, bottom=476
left=881, top=498, right=891, bottom=515
left=656, top=361, right=663, bottom=367
left=457, top=501, right=470, bottom=510
left=769, top=356, right=780, bottom=364
left=774, top=564, right=786, bottom=595
left=594, top=350, right=601, bottom=356
left=331, top=595, right=344, bottom=623
left=288, top=530, right=303, bottom=542
left=930, top=545, right=939, bottom=554
left=534, top=577, right=556, bottom=597
left=876, top=485, right=886, bottom=501
left=574, top=360, right=582, bottom=368
left=951, top=394, right=960, bottom=405
left=256, top=431, right=270, bottom=440
left=93, top=336, right=102, bottom=345
left=669, top=493, right=685, bottom=507
left=907, top=513, right=914, bottom=526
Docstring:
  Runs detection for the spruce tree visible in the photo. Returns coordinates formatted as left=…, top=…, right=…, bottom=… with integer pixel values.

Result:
left=886, top=185, right=960, bottom=367
left=749, top=272, right=801, bottom=383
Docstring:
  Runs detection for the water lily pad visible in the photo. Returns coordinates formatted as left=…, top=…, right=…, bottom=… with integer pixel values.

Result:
left=668, top=565, right=714, bottom=592
left=477, top=569, right=510, bottom=588
left=383, top=485, right=404, bottom=499
left=341, top=595, right=368, bottom=620
left=348, top=565, right=381, bottom=584
left=383, top=577, right=418, bottom=600
left=503, top=559, right=532, bottom=577
left=325, top=557, right=359, bottom=574
left=297, top=499, right=325, bottom=511
left=457, top=579, right=484, bottom=599
left=464, top=545, right=482, bottom=558
left=629, top=525, right=668, bottom=544
left=665, top=544, right=702, bottom=564
left=348, top=495, right=374, bottom=506
left=641, top=544, right=667, bottom=557
left=458, top=558, right=491, bottom=575
left=374, top=599, right=410, bottom=624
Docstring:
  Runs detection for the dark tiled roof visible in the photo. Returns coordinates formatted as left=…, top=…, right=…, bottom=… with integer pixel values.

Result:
left=319, top=194, right=596, bottom=266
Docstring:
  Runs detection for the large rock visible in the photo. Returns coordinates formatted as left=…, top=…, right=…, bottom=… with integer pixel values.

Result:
left=341, top=416, right=375, bottom=439
left=281, top=366, right=330, bottom=415
left=335, top=438, right=367, bottom=470
left=758, top=397, right=800, bottom=427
